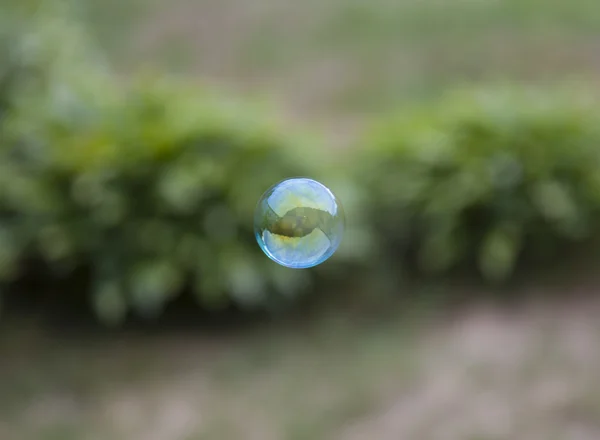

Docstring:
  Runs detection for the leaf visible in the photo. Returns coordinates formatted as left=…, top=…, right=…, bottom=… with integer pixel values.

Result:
left=203, top=204, right=237, bottom=243
left=157, top=162, right=206, bottom=213
left=189, top=241, right=224, bottom=308
left=37, top=224, right=73, bottom=262
left=129, top=261, right=183, bottom=319
left=531, top=180, right=586, bottom=238
left=418, top=219, right=463, bottom=274
left=0, top=226, right=21, bottom=280
left=93, top=280, right=127, bottom=327
left=479, top=225, right=521, bottom=282
left=531, top=181, right=578, bottom=223
left=225, top=257, right=267, bottom=307
left=193, top=270, right=227, bottom=310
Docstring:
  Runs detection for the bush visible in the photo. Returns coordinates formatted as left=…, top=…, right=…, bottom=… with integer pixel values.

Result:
left=2, top=77, right=335, bottom=324
left=0, top=0, right=113, bottom=286
left=9, top=2, right=600, bottom=325
left=0, top=2, right=343, bottom=325
left=358, top=86, right=600, bottom=282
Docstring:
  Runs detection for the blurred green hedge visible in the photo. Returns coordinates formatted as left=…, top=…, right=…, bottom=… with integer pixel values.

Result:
left=0, top=1, right=349, bottom=325
left=3, top=1, right=600, bottom=325
left=358, top=86, right=600, bottom=282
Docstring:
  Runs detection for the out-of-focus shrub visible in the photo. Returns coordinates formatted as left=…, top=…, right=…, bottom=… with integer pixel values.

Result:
left=0, top=0, right=116, bottom=318
left=2, top=76, right=333, bottom=324
left=358, top=86, right=600, bottom=282
left=0, top=1, right=344, bottom=325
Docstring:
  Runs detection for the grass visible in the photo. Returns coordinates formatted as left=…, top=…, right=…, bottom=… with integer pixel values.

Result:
left=78, top=0, right=600, bottom=119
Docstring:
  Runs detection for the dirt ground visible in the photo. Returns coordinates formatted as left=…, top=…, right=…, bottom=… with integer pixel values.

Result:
left=2, top=288, right=600, bottom=440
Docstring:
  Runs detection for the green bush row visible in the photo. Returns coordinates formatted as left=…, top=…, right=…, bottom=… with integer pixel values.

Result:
left=3, top=2, right=600, bottom=324
left=358, top=86, right=600, bottom=282
left=0, top=2, right=349, bottom=324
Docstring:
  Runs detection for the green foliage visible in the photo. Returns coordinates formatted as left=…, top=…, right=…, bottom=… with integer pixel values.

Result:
left=4, top=0, right=600, bottom=325
left=359, top=86, right=600, bottom=282
left=0, top=1, right=333, bottom=324
left=4, top=77, right=327, bottom=323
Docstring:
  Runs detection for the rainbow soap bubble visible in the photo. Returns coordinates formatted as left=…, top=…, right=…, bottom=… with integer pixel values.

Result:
left=254, top=178, right=345, bottom=269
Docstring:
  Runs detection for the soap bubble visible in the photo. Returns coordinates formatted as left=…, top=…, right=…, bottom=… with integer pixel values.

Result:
left=254, top=178, right=345, bottom=269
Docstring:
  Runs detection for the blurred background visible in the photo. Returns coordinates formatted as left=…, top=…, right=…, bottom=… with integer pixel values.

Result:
left=2, top=0, right=600, bottom=439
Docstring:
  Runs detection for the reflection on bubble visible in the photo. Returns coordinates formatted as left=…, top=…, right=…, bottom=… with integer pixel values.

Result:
left=254, top=178, right=345, bottom=269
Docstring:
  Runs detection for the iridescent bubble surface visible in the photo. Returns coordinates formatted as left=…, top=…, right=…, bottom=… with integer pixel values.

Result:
left=254, top=178, right=345, bottom=269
